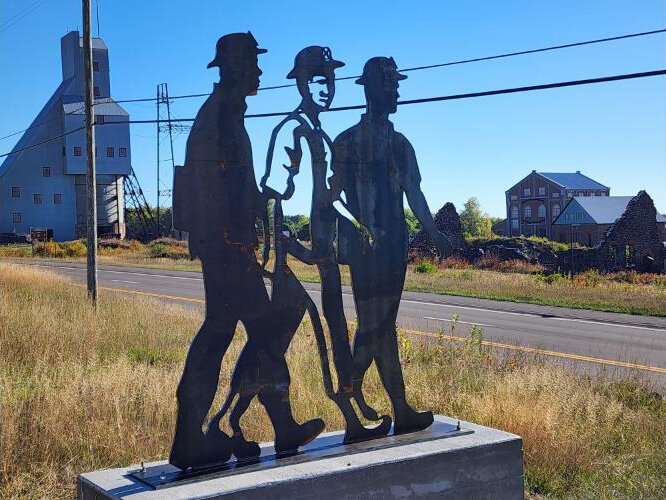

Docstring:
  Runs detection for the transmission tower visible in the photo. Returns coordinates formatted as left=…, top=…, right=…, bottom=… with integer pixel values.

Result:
left=123, top=167, right=158, bottom=240
left=156, top=82, right=190, bottom=237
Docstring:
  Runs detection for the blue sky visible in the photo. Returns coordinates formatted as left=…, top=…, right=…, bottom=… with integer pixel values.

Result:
left=1, top=1, right=664, bottom=217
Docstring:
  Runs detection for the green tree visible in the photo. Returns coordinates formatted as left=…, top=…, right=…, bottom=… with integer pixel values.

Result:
left=460, top=197, right=494, bottom=239
left=404, top=209, right=420, bottom=237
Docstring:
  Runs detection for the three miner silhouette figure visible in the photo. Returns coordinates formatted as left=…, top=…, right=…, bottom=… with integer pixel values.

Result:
left=171, top=32, right=452, bottom=469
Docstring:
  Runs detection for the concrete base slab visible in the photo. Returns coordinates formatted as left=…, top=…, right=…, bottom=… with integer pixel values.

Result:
left=77, top=415, right=523, bottom=499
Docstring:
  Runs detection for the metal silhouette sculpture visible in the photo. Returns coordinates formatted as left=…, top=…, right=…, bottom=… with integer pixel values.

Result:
left=331, top=57, right=452, bottom=434
left=260, top=46, right=392, bottom=442
left=171, top=33, right=323, bottom=470
left=170, top=35, right=451, bottom=471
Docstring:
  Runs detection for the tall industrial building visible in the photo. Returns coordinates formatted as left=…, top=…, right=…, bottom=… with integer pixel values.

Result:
left=0, top=31, right=131, bottom=241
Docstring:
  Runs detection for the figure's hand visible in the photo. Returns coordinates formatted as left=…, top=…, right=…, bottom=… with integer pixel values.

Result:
left=434, top=231, right=453, bottom=260
left=284, top=146, right=302, bottom=173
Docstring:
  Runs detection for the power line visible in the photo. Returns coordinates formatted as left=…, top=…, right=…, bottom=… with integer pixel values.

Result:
left=111, top=28, right=666, bottom=104
left=0, top=0, right=52, bottom=32
left=107, top=69, right=666, bottom=124
left=0, top=103, right=86, bottom=141
left=2, top=28, right=663, bottom=140
left=1, top=68, right=664, bottom=158
left=0, top=126, right=84, bottom=159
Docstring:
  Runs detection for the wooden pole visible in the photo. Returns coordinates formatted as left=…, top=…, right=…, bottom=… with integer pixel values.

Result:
left=82, top=0, right=98, bottom=305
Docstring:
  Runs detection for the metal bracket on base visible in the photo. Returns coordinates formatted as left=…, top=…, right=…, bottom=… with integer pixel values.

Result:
left=130, top=420, right=472, bottom=490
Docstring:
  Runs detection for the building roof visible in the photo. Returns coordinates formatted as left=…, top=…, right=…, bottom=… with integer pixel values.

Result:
left=538, top=172, right=608, bottom=190
left=78, top=37, right=108, bottom=50
left=573, top=196, right=634, bottom=224
left=63, top=98, right=128, bottom=116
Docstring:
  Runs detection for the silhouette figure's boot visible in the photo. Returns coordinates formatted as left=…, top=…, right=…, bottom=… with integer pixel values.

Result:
left=170, top=425, right=232, bottom=470
left=259, top=390, right=325, bottom=455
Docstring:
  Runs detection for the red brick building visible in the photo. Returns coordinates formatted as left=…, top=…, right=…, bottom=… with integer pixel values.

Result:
left=504, top=171, right=609, bottom=239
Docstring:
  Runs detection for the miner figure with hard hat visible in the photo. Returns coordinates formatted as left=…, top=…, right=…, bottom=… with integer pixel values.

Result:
left=170, top=33, right=322, bottom=469
left=260, top=46, right=392, bottom=442
left=330, top=57, right=453, bottom=434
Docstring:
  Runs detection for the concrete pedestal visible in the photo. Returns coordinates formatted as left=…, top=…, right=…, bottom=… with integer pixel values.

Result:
left=78, top=416, right=523, bottom=499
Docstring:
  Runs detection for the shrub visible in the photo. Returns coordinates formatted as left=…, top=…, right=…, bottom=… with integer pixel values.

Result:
left=147, top=240, right=189, bottom=260
left=535, top=272, right=567, bottom=285
left=441, top=256, right=473, bottom=269
left=414, top=261, right=437, bottom=274
left=573, top=269, right=603, bottom=288
left=475, top=254, right=544, bottom=274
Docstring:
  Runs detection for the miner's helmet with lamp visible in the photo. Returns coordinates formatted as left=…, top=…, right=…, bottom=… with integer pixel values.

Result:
left=286, top=46, right=345, bottom=80
left=287, top=46, right=344, bottom=111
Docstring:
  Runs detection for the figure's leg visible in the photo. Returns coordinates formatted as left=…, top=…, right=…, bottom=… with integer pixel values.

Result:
left=170, top=251, right=236, bottom=469
left=170, top=314, right=236, bottom=468
left=229, top=394, right=261, bottom=460
left=350, top=311, right=382, bottom=421
left=256, top=351, right=324, bottom=455
left=318, top=257, right=353, bottom=391
left=373, top=267, right=433, bottom=434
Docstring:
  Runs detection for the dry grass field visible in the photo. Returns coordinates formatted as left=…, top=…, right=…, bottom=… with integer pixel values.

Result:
left=1, top=263, right=664, bottom=498
left=2, top=238, right=665, bottom=316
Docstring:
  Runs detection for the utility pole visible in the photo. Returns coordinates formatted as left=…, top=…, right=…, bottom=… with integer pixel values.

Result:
left=82, top=0, right=98, bottom=305
left=156, top=85, right=160, bottom=236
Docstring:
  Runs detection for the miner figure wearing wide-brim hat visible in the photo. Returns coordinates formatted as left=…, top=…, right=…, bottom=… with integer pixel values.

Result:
left=171, top=32, right=324, bottom=470
left=330, top=56, right=453, bottom=435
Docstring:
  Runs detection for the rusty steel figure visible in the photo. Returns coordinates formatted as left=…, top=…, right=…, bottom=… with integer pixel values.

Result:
left=170, top=33, right=321, bottom=469
left=260, top=46, right=392, bottom=442
left=331, top=57, right=453, bottom=434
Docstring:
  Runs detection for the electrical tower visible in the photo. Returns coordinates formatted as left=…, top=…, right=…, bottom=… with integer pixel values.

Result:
left=156, top=82, right=190, bottom=237
left=123, top=167, right=157, bottom=240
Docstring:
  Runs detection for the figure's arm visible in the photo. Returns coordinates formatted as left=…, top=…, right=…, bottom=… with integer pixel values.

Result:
left=403, top=142, right=453, bottom=258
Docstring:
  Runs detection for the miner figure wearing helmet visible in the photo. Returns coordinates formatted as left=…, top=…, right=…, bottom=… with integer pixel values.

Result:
left=260, top=46, right=392, bottom=442
left=170, top=33, right=322, bottom=469
left=330, top=57, right=453, bottom=434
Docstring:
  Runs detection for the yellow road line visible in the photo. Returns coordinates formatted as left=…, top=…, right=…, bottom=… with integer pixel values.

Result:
left=399, top=327, right=666, bottom=374
left=77, top=284, right=666, bottom=375
left=73, top=283, right=205, bottom=304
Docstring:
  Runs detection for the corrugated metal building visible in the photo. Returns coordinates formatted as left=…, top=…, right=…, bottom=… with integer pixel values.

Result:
left=0, top=31, right=131, bottom=241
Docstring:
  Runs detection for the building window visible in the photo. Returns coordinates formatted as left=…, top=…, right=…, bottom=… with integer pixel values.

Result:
left=106, top=147, right=114, bottom=157
left=11, top=186, right=20, bottom=197
left=54, top=193, right=62, bottom=204
left=600, top=192, right=607, bottom=196
left=94, top=86, right=100, bottom=97
left=42, top=166, right=51, bottom=177
left=97, top=115, right=105, bottom=125
left=93, top=61, right=99, bottom=72
left=33, top=193, right=43, bottom=205
left=119, top=147, right=127, bottom=157
left=567, top=192, right=573, bottom=198
left=523, top=188, right=531, bottom=196
left=510, top=194, right=517, bottom=201
left=538, top=204, right=546, bottom=219
left=13, top=212, right=21, bottom=224
left=524, top=206, right=532, bottom=219
left=552, top=192, right=559, bottom=198
left=538, top=187, right=546, bottom=195
left=74, top=146, right=82, bottom=156
left=552, top=204, right=560, bottom=218
left=511, top=206, right=519, bottom=218
left=591, top=192, right=597, bottom=196
left=511, top=219, right=518, bottom=229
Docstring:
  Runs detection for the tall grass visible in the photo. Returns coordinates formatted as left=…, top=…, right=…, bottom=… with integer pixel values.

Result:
left=1, top=263, right=664, bottom=498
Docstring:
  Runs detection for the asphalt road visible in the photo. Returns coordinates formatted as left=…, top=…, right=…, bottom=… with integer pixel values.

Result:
left=7, top=259, right=666, bottom=387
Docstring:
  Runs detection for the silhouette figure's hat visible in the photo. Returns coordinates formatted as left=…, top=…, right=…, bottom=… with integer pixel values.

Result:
left=207, top=32, right=267, bottom=69
left=355, top=57, right=407, bottom=86
left=286, top=46, right=344, bottom=79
